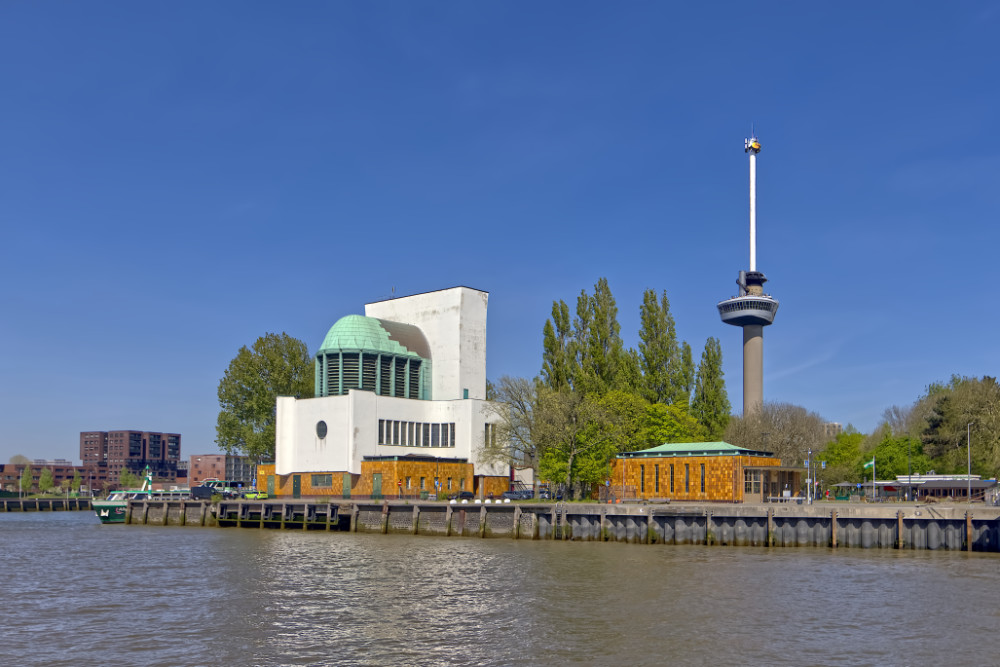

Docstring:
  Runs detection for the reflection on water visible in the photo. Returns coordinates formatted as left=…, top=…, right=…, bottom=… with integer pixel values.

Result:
left=2, top=512, right=999, bottom=666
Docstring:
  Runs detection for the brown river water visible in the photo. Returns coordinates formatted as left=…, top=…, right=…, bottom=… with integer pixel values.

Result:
left=2, top=511, right=998, bottom=666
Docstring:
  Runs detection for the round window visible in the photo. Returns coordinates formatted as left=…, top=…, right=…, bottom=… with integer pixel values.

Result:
left=316, top=421, right=328, bottom=439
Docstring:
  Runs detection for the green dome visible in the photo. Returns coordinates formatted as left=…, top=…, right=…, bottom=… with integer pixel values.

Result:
left=317, top=315, right=430, bottom=360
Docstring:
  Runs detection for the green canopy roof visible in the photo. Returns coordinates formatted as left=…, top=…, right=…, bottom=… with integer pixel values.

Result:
left=317, top=315, right=430, bottom=359
left=618, top=441, right=774, bottom=459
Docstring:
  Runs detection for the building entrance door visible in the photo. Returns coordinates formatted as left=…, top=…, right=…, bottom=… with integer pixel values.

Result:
left=267, top=475, right=275, bottom=497
left=372, top=473, right=382, bottom=499
left=342, top=473, right=352, bottom=499
left=292, top=475, right=301, bottom=499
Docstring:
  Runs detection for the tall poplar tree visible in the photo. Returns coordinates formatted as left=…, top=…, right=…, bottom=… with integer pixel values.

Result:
left=541, top=300, right=573, bottom=391
left=675, top=342, right=695, bottom=405
left=637, top=289, right=679, bottom=404
left=575, top=278, right=624, bottom=396
left=691, top=337, right=730, bottom=440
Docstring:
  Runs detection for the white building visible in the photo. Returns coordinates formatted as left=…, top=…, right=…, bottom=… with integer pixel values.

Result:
left=274, top=286, right=506, bottom=477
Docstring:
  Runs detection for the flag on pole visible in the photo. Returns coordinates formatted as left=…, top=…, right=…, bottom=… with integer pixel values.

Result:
left=863, top=457, right=875, bottom=469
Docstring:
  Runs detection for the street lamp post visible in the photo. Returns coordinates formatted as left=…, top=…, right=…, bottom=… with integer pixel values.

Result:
left=806, top=448, right=812, bottom=504
left=967, top=422, right=973, bottom=504
left=907, top=438, right=912, bottom=501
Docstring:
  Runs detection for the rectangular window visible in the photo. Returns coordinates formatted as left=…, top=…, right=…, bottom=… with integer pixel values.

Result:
left=432, top=424, right=440, bottom=447
left=447, top=478, right=452, bottom=490
left=393, top=421, right=400, bottom=445
left=408, top=422, right=415, bottom=446
left=420, top=477, right=425, bottom=490
left=655, top=464, right=660, bottom=494
left=423, top=423, right=431, bottom=447
left=406, top=476, right=411, bottom=490
left=685, top=464, right=690, bottom=493
left=670, top=464, right=674, bottom=493
left=311, top=474, right=332, bottom=488
left=640, top=465, right=645, bottom=494
left=701, top=464, right=706, bottom=493
left=450, top=423, right=456, bottom=447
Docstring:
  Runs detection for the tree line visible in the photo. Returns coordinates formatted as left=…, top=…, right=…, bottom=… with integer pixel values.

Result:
left=722, top=375, right=1000, bottom=491
left=814, top=375, right=1000, bottom=488
left=483, top=278, right=730, bottom=499
left=211, top=291, right=1000, bottom=497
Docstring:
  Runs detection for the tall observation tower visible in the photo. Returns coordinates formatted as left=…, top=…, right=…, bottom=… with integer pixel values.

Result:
left=717, top=135, right=779, bottom=415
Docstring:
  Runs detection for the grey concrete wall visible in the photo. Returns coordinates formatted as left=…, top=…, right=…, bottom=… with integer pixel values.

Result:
left=131, top=499, right=1000, bottom=553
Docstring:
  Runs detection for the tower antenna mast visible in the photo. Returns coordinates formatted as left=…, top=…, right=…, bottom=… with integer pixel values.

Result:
left=720, top=132, right=777, bottom=415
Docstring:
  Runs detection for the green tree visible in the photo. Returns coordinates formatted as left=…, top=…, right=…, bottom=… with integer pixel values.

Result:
left=9, top=454, right=30, bottom=465
left=725, top=401, right=826, bottom=465
left=819, top=430, right=865, bottom=484
left=72, top=469, right=82, bottom=493
left=676, top=342, right=695, bottom=404
left=20, top=464, right=33, bottom=495
left=642, top=402, right=707, bottom=446
left=637, top=289, right=679, bottom=404
left=216, top=332, right=314, bottom=461
left=918, top=375, right=1000, bottom=476
left=599, top=390, right=650, bottom=453
left=481, top=376, right=541, bottom=492
left=618, top=348, right=642, bottom=395
left=690, top=337, right=730, bottom=440
left=119, top=468, right=140, bottom=489
left=541, top=300, right=574, bottom=391
left=574, top=278, right=625, bottom=396
left=864, top=433, right=931, bottom=480
left=38, top=468, right=55, bottom=494
left=534, top=388, right=614, bottom=499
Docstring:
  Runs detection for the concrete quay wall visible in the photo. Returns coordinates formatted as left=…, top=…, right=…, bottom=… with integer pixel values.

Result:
left=138, top=500, right=1000, bottom=552
left=0, top=498, right=92, bottom=512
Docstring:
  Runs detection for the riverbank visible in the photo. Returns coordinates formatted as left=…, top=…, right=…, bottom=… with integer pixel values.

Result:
left=0, top=497, right=92, bottom=511
left=110, top=498, right=1000, bottom=552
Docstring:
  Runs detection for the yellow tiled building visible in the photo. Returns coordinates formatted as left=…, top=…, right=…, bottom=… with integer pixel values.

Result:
left=258, top=455, right=513, bottom=500
left=609, top=442, right=801, bottom=503
left=357, top=455, right=473, bottom=498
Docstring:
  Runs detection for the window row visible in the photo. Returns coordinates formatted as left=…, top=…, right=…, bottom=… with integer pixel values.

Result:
left=638, top=462, right=706, bottom=495
left=404, top=476, right=463, bottom=491
left=378, top=420, right=456, bottom=448
left=719, top=299, right=777, bottom=313
left=319, top=352, right=423, bottom=399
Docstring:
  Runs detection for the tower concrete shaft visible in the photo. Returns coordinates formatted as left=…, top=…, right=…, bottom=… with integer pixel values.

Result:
left=743, top=325, right=763, bottom=413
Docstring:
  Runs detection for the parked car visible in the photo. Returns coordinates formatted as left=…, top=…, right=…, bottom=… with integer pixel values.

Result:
left=502, top=489, right=534, bottom=501
left=190, top=485, right=216, bottom=500
left=448, top=491, right=474, bottom=501
left=242, top=490, right=268, bottom=500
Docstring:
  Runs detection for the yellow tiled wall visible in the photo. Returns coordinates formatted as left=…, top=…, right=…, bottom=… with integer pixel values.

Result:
left=257, top=464, right=358, bottom=498
left=608, top=455, right=782, bottom=502
left=356, top=460, right=474, bottom=497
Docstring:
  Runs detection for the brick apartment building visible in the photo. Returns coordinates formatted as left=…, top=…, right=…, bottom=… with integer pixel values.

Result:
left=189, top=454, right=256, bottom=486
left=0, top=459, right=95, bottom=493
left=80, top=430, right=181, bottom=486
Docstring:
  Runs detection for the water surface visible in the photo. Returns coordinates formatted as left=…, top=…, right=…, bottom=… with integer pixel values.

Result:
left=2, top=511, right=997, bottom=666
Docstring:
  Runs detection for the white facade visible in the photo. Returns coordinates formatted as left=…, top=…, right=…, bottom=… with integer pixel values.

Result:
left=365, top=287, right=488, bottom=401
left=275, top=287, right=504, bottom=476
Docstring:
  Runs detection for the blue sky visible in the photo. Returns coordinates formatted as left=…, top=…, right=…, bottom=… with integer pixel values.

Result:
left=1, top=3, right=997, bottom=463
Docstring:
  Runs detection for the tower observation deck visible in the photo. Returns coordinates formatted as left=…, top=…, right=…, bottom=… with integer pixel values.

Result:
left=717, top=136, right=779, bottom=414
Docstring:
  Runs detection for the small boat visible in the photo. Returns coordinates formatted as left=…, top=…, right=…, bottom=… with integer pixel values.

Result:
left=92, top=466, right=190, bottom=524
